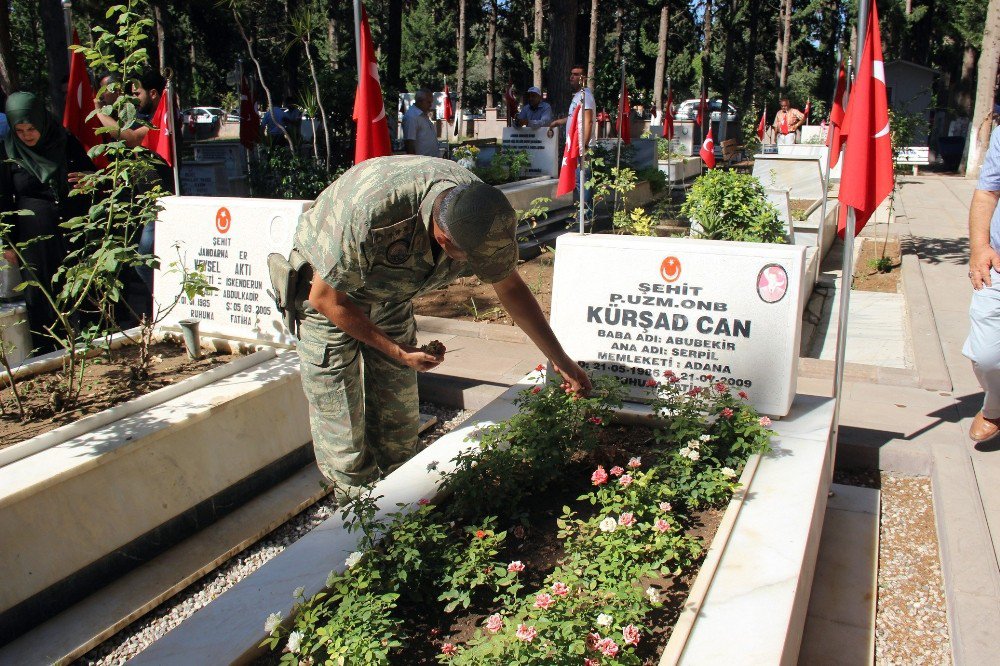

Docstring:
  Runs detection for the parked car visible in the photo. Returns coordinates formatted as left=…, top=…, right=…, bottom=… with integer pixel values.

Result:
left=180, top=106, right=226, bottom=126
left=675, top=98, right=737, bottom=122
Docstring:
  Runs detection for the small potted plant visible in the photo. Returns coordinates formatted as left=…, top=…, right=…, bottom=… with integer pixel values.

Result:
left=452, top=144, right=480, bottom=170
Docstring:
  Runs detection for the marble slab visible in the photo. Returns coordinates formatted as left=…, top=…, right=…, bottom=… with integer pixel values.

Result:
left=753, top=155, right=826, bottom=202
left=765, top=187, right=795, bottom=243
left=501, top=127, right=559, bottom=177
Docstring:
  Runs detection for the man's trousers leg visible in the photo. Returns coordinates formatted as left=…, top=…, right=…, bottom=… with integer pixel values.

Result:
left=964, top=270, right=1000, bottom=419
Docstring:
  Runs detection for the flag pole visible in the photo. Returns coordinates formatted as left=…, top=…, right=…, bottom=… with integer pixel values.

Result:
left=165, top=75, right=180, bottom=195
left=578, top=84, right=587, bottom=235
left=61, top=1, right=73, bottom=65
left=830, top=0, right=871, bottom=465
left=613, top=57, right=626, bottom=223
left=666, top=76, right=672, bottom=191
left=816, top=50, right=843, bottom=263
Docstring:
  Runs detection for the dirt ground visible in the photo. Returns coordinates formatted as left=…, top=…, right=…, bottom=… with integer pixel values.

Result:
left=853, top=237, right=902, bottom=293
left=0, top=339, right=236, bottom=449
left=413, top=252, right=556, bottom=325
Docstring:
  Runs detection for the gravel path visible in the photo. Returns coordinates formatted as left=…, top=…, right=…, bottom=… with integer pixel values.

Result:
left=875, top=473, right=951, bottom=665
left=77, top=404, right=468, bottom=665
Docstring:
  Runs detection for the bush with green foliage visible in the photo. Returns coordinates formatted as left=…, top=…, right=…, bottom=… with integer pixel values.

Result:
left=249, top=145, right=338, bottom=200
left=681, top=170, right=786, bottom=244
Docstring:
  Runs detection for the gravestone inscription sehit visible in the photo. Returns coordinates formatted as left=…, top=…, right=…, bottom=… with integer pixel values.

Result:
left=550, top=234, right=805, bottom=416
left=153, top=196, right=312, bottom=344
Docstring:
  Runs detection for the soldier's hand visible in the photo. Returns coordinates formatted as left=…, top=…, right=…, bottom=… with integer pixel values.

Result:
left=552, top=360, right=592, bottom=396
left=398, top=344, right=444, bottom=371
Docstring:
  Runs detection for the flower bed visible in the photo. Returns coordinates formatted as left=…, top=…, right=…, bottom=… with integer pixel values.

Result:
left=260, top=371, right=772, bottom=664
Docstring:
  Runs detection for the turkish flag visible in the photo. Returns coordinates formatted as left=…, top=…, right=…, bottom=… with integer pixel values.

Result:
left=695, top=87, right=708, bottom=127
left=827, top=62, right=848, bottom=168
left=63, top=31, right=107, bottom=168
left=663, top=89, right=674, bottom=140
left=757, top=109, right=767, bottom=141
left=837, top=0, right=893, bottom=238
left=503, top=82, right=518, bottom=126
left=556, top=104, right=582, bottom=197
left=803, top=99, right=811, bottom=123
left=352, top=5, right=392, bottom=164
left=140, top=88, right=174, bottom=167
left=443, top=83, right=454, bottom=122
left=699, top=127, right=716, bottom=169
left=616, top=82, right=631, bottom=144
left=239, top=73, right=260, bottom=150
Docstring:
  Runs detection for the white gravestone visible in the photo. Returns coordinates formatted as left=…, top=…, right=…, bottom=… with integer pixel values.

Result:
left=154, top=197, right=312, bottom=344
left=799, top=125, right=826, bottom=145
left=752, top=155, right=825, bottom=202
left=550, top=234, right=804, bottom=416
left=764, top=188, right=795, bottom=243
left=501, top=127, right=558, bottom=177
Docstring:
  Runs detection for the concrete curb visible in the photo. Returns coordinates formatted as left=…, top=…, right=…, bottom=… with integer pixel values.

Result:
left=899, top=233, right=954, bottom=392
left=415, top=314, right=531, bottom=344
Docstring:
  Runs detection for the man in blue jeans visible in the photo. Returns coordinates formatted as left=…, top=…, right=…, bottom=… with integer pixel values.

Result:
left=964, top=125, right=1000, bottom=442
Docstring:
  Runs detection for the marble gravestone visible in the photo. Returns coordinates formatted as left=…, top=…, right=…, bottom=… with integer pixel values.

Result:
left=153, top=197, right=312, bottom=344
left=180, top=161, right=230, bottom=197
left=192, top=142, right=248, bottom=179
left=764, top=188, right=795, bottom=243
left=752, top=155, right=825, bottom=202
left=501, top=127, right=558, bottom=177
left=550, top=234, right=805, bottom=416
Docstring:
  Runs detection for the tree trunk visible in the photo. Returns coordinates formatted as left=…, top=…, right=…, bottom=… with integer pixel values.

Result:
left=457, top=0, right=467, bottom=134
left=702, top=0, right=712, bottom=85
left=718, top=0, right=737, bottom=144
left=303, top=36, right=331, bottom=169
left=486, top=0, right=497, bottom=108
left=742, top=0, right=760, bottom=114
left=587, top=0, right=599, bottom=88
left=386, top=0, right=402, bottom=89
left=954, top=45, right=977, bottom=118
left=232, top=6, right=294, bottom=152
left=327, top=16, right=338, bottom=70
left=546, top=0, right=578, bottom=114
left=39, top=0, right=68, bottom=114
left=779, top=0, right=791, bottom=90
left=0, top=0, right=19, bottom=95
left=154, top=2, right=167, bottom=71
left=614, top=5, right=623, bottom=68
left=533, top=0, right=544, bottom=88
left=965, top=0, right=1000, bottom=178
left=652, top=3, right=668, bottom=114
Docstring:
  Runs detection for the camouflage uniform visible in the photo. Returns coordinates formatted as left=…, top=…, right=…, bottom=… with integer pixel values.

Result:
left=293, top=155, right=518, bottom=491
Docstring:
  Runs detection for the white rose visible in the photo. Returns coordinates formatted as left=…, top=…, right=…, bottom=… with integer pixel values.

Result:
left=645, top=586, right=661, bottom=604
left=286, top=630, right=303, bottom=654
left=699, top=434, right=712, bottom=442
left=688, top=450, right=700, bottom=461
left=721, top=467, right=737, bottom=479
left=264, top=612, right=282, bottom=633
left=345, top=551, right=363, bottom=569
left=597, top=613, right=614, bottom=627
left=599, top=517, right=618, bottom=533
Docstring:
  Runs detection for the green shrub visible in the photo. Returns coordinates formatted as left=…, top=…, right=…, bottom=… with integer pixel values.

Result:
left=637, top=167, right=667, bottom=194
left=681, top=169, right=786, bottom=244
left=249, top=145, right=337, bottom=199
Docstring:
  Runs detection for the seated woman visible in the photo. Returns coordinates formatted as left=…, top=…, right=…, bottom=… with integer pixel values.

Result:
left=0, top=92, right=95, bottom=353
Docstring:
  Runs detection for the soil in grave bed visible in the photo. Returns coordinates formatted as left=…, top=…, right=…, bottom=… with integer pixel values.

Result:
left=259, top=425, right=724, bottom=665
left=0, top=339, right=237, bottom=450
left=853, top=237, right=902, bottom=293
left=412, top=253, right=555, bottom=325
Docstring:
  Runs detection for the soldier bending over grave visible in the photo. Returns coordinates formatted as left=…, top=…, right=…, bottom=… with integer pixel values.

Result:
left=270, top=155, right=590, bottom=496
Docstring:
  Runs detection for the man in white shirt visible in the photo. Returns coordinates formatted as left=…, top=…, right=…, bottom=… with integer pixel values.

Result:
left=402, top=89, right=439, bottom=157
left=547, top=65, right=595, bottom=220
left=516, top=86, right=553, bottom=129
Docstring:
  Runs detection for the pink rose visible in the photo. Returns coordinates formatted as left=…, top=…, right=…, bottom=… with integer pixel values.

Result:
left=759, top=416, right=772, bottom=427
left=507, top=560, right=525, bottom=573
left=441, top=643, right=457, bottom=655
left=618, top=512, right=636, bottom=527
left=721, top=407, right=734, bottom=419
left=591, top=466, right=609, bottom=486
left=687, top=387, right=702, bottom=396
left=585, top=659, right=599, bottom=666
left=610, top=466, right=625, bottom=477
left=628, top=456, right=641, bottom=468
left=738, top=390, right=749, bottom=400
left=418, top=498, right=430, bottom=506
left=515, top=623, right=537, bottom=642
left=619, top=474, right=633, bottom=487
left=596, top=637, right=620, bottom=657
left=622, top=624, right=641, bottom=646
left=552, top=581, right=569, bottom=596
left=534, top=592, right=555, bottom=610
left=659, top=501, right=672, bottom=512
left=664, top=370, right=675, bottom=378
left=644, top=378, right=657, bottom=387
left=484, top=613, right=504, bottom=633
left=669, top=375, right=680, bottom=384
left=586, top=632, right=601, bottom=650
left=655, top=518, right=670, bottom=533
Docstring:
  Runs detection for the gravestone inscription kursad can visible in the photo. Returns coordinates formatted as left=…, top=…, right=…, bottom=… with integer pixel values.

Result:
left=154, top=197, right=312, bottom=344
left=550, top=234, right=805, bottom=417
left=501, top=127, right=558, bottom=177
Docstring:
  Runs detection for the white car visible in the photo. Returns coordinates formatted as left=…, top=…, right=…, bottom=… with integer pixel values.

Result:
left=675, top=99, right=737, bottom=122
left=180, top=107, right=226, bottom=126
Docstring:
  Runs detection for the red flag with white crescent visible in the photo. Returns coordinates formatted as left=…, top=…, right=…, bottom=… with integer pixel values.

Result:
left=140, top=88, right=174, bottom=167
left=663, top=89, right=674, bottom=140
left=699, top=127, right=716, bottom=169
left=352, top=5, right=392, bottom=164
left=827, top=62, right=848, bottom=168
left=443, top=83, right=454, bottom=122
left=556, top=105, right=582, bottom=197
left=504, top=82, right=518, bottom=125
left=837, top=0, right=893, bottom=238
left=757, top=109, right=767, bottom=141
left=63, top=31, right=107, bottom=168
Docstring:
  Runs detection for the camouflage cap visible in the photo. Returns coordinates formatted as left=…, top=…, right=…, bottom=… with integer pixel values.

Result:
left=438, top=182, right=518, bottom=283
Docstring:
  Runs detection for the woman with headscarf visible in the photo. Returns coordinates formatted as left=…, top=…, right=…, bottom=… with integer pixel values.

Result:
left=0, top=92, right=95, bottom=353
